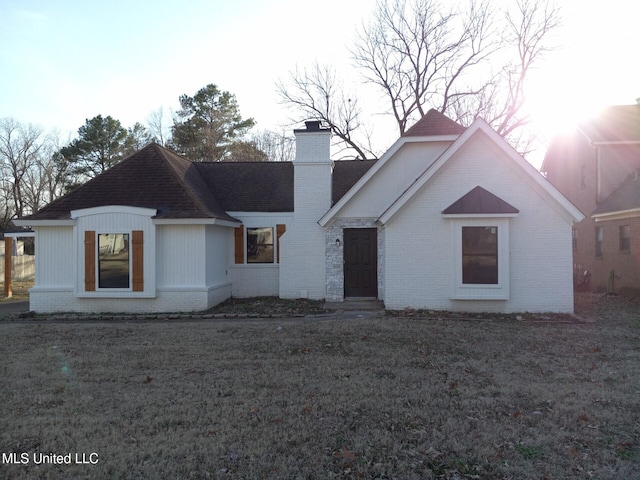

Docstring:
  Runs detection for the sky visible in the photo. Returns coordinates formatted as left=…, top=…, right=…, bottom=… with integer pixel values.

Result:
left=1, top=0, right=639, bottom=168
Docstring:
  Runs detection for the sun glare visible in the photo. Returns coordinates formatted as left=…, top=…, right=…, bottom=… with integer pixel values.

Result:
left=525, top=93, right=606, bottom=142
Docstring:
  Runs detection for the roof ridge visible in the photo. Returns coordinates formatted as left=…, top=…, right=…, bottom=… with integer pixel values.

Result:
left=151, top=144, right=232, bottom=220
left=403, top=109, right=466, bottom=137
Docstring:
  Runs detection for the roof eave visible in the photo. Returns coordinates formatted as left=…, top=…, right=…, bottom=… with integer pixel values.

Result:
left=378, top=119, right=585, bottom=225
left=153, top=217, right=241, bottom=227
left=13, top=218, right=75, bottom=227
left=593, top=208, right=640, bottom=221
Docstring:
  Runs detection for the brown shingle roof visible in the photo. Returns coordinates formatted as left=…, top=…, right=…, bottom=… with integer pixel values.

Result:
left=579, top=104, right=640, bottom=143
left=23, top=143, right=238, bottom=222
left=332, top=160, right=377, bottom=205
left=21, top=144, right=375, bottom=222
left=194, top=162, right=294, bottom=212
left=403, top=109, right=466, bottom=137
left=442, top=186, right=519, bottom=214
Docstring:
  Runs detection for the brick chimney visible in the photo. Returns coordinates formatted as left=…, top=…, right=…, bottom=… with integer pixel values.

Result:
left=279, top=121, right=333, bottom=300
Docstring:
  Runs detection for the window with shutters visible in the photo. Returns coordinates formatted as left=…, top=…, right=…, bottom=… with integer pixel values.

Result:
left=84, top=230, right=144, bottom=292
left=98, top=233, right=130, bottom=288
left=235, top=224, right=286, bottom=264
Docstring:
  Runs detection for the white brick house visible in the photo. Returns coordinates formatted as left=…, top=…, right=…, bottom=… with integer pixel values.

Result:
left=15, top=111, right=584, bottom=314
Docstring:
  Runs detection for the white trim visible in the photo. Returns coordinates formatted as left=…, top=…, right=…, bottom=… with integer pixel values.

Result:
left=227, top=212, right=293, bottom=219
left=450, top=218, right=510, bottom=301
left=4, top=231, right=35, bottom=238
left=153, top=218, right=241, bottom=227
left=442, top=213, right=518, bottom=219
left=13, top=219, right=75, bottom=227
left=377, top=119, right=585, bottom=225
left=71, top=205, right=157, bottom=218
left=318, top=135, right=463, bottom=227
left=593, top=208, right=640, bottom=221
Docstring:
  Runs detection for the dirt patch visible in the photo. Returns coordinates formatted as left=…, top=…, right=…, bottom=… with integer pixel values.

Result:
left=0, top=281, right=32, bottom=302
left=0, top=293, right=638, bottom=478
left=207, top=296, right=328, bottom=316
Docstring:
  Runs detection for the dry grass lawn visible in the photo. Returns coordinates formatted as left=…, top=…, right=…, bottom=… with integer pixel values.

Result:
left=0, top=294, right=638, bottom=479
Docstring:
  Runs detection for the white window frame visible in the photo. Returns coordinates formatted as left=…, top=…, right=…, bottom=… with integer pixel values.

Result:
left=449, top=217, right=511, bottom=300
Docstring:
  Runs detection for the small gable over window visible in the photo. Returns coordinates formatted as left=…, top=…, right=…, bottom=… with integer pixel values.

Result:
left=442, top=186, right=519, bottom=215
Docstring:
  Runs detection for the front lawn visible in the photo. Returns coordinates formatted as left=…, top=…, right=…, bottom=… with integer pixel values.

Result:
left=0, top=294, right=638, bottom=479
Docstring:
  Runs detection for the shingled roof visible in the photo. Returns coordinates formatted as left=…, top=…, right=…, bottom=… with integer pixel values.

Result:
left=579, top=104, right=640, bottom=144
left=442, top=186, right=519, bottom=215
left=592, top=170, right=640, bottom=216
left=332, top=160, right=377, bottom=206
left=21, top=143, right=376, bottom=222
left=403, top=109, right=466, bottom=137
left=23, top=143, right=238, bottom=222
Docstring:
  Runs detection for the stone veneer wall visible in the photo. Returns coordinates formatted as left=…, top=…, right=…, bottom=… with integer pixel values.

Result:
left=325, top=219, right=384, bottom=302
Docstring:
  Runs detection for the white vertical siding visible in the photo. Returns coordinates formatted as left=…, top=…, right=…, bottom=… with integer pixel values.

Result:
left=156, top=224, right=205, bottom=287
left=34, top=226, right=74, bottom=288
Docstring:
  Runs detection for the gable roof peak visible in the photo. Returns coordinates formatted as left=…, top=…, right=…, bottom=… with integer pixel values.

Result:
left=403, top=109, right=466, bottom=137
left=442, top=186, right=519, bottom=215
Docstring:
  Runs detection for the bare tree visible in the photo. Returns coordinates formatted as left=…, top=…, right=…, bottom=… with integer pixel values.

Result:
left=450, top=0, right=561, bottom=154
left=146, top=107, right=172, bottom=146
left=277, top=63, right=375, bottom=159
left=352, top=0, right=499, bottom=136
left=250, top=130, right=295, bottom=162
left=0, top=118, right=44, bottom=218
left=22, top=130, right=69, bottom=213
left=278, top=0, right=560, bottom=157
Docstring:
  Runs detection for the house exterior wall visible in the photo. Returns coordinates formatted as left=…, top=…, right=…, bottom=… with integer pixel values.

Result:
left=545, top=135, right=640, bottom=293
left=339, top=142, right=451, bottom=219
left=279, top=128, right=332, bottom=300
left=574, top=216, right=640, bottom=294
left=29, top=226, right=75, bottom=312
left=543, top=130, right=597, bottom=216
left=227, top=212, right=291, bottom=298
left=597, top=144, right=640, bottom=203
left=324, top=218, right=384, bottom=301
left=28, top=208, right=234, bottom=313
left=383, top=132, right=575, bottom=313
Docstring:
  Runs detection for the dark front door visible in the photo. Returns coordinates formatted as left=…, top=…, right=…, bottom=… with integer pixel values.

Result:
left=344, top=228, right=378, bottom=297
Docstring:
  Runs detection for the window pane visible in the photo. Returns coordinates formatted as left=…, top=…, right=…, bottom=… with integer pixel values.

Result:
left=620, top=225, right=630, bottom=251
left=247, top=227, right=274, bottom=263
left=98, top=234, right=130, bottom=288
left=595, top=227, right=603, bottom=257
left=462, top=226, right=498, bottom=284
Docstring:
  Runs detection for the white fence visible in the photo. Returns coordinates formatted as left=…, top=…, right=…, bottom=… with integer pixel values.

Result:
left=0, top=255, right=35, bottom=281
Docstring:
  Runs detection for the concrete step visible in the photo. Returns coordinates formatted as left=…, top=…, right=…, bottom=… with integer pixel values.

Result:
left=324, top=298, right=385, bottom=311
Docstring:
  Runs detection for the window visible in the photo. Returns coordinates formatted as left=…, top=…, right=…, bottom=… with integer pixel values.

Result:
left=98, top=233, right=130, bottom=288
left=235, top=224, right=286, bottom=264
left=462, top=226, right=498, bottom=284
left=450, top=218, right=510, bottom=300
left=572, top=228, right=577, bottom=250
left=595, top=227, right=603, bottom=257
left=247, top=227, right=274, bottom=263
left=619, top=225, right=630, bottom=252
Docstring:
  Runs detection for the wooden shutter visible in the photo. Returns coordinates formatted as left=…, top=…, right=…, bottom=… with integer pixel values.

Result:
left=234, top=226, right=244, bottom=264
left=84, top=230, right=96, bottom=292
left=276, top=224, right=286, bottom=263
left=132, top=230, right=144, bottom=292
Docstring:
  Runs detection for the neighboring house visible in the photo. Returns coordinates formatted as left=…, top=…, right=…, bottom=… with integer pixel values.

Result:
left=542, top=104, right=640, bottom=294
left=15, top=110, right=583, bottom=314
